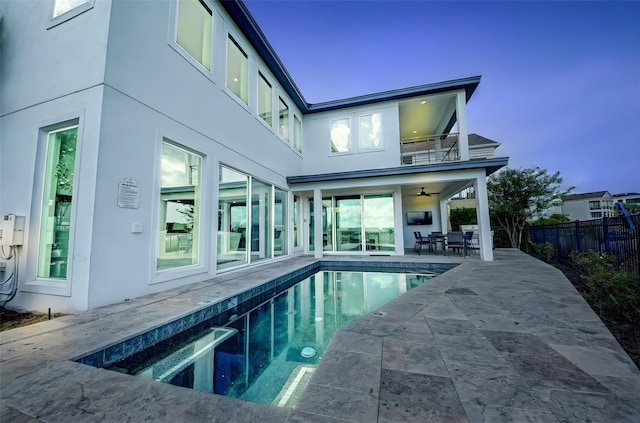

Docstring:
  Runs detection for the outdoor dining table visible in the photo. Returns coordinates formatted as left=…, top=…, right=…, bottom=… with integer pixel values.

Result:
left=430, top=233, right=447, bottom=255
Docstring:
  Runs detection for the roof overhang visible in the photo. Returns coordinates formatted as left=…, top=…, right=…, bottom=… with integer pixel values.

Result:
left=287, top=157, right=509, bottom=185
left=220, top=1, right=480, bottom=115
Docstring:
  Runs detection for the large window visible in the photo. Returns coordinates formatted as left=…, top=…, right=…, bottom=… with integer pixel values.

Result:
left=278, top=98, right=289, bottom=140
left=294, top=116, right=302, bottom=153
left=227, top=36, right=248, bottom=104
left=158, top=142, right=201, bottom=271
left=218, top=166, right=288, bottom=270
left=37, top=125, right=78, bottom=279
left=176, top=0, right=212, bottom=70
left=257, top=72, right=272, bottom=126
left=330, top=118, right=351, bottom=153
left=310, top=194, right=394, bottom=253
left=359, top=113, right=382, bottom=150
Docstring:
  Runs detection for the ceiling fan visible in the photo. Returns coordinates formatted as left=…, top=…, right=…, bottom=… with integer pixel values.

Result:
left=411, top=187, right=439, bottom=197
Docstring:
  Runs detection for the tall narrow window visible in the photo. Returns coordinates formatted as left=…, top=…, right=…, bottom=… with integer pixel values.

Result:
left=176, top=0, right=212, bottom=70
left=37, top=125, right=78, bottom=279
left=278, top=98, right=289, bottom=140
left=293, top=116, right=302, bottom=153
left=330, top=118, right=351, bottom=153
left=218, top=166, right=249, bottom=270
left=258, top=73, right=272, bottom=126
left=250, top=178, right=272, bottom=263
left=158, top=142, right=201, bottom=271
left=359, top=113, right=382, bottom=150
left=274, top=188, right=288, bottom=257
left=227, top=36, right=248, bottom=104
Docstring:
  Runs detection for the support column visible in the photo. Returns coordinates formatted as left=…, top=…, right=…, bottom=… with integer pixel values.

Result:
left=456, top=90, right=470, bottom=161
left=393, top=187, right=404, bottom=254
left=475, top=175, right=494, bottom=261
left=439, top=199, right=449, bottom=233
left=313, top=188, right=323, bottom=258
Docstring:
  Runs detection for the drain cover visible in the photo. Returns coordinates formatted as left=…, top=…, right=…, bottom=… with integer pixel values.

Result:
left=301, top=347, right=316, bottom=358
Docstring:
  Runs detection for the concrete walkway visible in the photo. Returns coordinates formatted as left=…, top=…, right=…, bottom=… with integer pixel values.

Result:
left=1, top=250, right=639, bottom=422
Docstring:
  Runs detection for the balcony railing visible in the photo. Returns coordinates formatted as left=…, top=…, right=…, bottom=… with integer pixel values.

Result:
left=400, top=133, right=460, bottom=165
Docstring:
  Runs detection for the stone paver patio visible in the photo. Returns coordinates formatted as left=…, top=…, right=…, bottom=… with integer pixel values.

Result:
left=1, top=249, right=639, bottom=422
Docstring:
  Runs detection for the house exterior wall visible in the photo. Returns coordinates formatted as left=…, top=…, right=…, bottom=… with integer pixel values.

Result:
left=302, top=104, right=402, bottom=174
left=1, top=0, right=502, bottom=312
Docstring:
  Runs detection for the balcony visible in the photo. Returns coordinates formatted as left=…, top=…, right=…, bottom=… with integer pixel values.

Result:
left=400, top=133, right=460, bottom=165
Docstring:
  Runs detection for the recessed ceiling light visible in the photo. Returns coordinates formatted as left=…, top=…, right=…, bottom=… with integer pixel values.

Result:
left=233, top=77, right=239, bottom=82
left=420, top=101, right=426, bottom=104
left=413, top=130, right=418, bottom=134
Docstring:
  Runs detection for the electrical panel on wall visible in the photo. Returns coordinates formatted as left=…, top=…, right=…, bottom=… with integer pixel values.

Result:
left=2, top=214, right=25, bottom=246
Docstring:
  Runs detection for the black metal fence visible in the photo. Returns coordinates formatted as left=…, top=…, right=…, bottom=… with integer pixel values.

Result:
left=528, top=215, right=640, bottom=275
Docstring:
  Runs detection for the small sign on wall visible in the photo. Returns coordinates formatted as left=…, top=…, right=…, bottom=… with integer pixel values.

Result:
left=117, top=177, right=140, bottom=209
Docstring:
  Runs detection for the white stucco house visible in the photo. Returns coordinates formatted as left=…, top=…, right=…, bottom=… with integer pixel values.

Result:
left=0, top=0, right=508, bottom=313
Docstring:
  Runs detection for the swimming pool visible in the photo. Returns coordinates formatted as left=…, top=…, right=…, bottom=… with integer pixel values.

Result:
left=78, top=262, right=454, bottom=408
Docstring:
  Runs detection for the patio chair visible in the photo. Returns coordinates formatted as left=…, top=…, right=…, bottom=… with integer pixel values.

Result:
left=413, top=231, right=434, bottom=255
left=446, top=231, right=465, bottom=256
left=463, top=231, right=477, bottom=255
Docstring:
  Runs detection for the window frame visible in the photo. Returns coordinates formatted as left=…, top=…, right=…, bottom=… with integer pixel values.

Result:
left=293, top=115, right=302, bottom=153
left=226, top=34, right=249, bottom=106
left=152, top=136, right=208, bottom=284
left=358, top=112, right=383, bottom=151
left=168, top=0, right=215, bottom=80
left=330, top=117, right=352, bottom=154
left=48, top=0, right=95, bottom=29
left=23, top=113, right=85, bottom=297
left=257, top=71, right=273, bottom=129
left=278, top=97, right=290, bottom=142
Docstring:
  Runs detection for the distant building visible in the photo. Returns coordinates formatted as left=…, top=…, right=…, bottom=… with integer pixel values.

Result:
left=561, top=191, right=615, bottom=221
left=613, top=192, right=640, bottom=206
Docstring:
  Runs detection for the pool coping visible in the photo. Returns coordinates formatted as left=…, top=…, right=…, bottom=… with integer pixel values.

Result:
left=1, top=250, right=639, bottom=422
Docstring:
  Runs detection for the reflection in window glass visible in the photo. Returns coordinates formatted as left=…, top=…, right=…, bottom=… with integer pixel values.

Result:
left=258, top=73, right=272, bottom=126
left=336, top=196, right=361, bottom=251
left=274, top=188, right=288, bottom=257
left=176, top=0, right=212, bottom=70
left=158, top=142, right=201, bottom=271
left=278, top=98, right=289, bottom=140
left=53, top=0, right=87, bottom=17
left=227, top=36, right=248, bottom=104
left=359, top=113, right=382, bottom=149
left=251, top=178, right=272, bottom=263
left=218, top=166, right=248, bottom=270
left=364, top=194, right=394, bottom=252
left=294, top=116, right=302, bottom=153
left=330, top=118, right=350, bottom=153
left=38, top=125, right=78, bottom=279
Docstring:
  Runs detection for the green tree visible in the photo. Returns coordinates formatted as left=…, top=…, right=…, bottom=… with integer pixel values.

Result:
left=487, top=167, right=571, bottom=249
left=450, top=207, right=477, bottom=231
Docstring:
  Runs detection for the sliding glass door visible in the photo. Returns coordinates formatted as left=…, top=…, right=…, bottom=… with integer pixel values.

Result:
left=218, top=166, right=248, bottom=270
left=309, top=193, right=395, bottom=253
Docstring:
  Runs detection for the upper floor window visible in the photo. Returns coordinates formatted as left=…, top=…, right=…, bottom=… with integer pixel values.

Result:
left=589, top=201, right=600, bottom=210
left=37, top=124, right=78, bottom=279
left=294, top=116, right=302, bottom=153
left=359, top=113, right=382, bottom=150
left=279, top=98, right=289, bottom=140
left=227, top=36, right=248, bottom=104
left=176, top=0, right=212, bottom=71
left=53, top=0, right=87, bottom=17
left=258, top=72, right=272, bottom=126
left=330, top=118, right=351, bottom=153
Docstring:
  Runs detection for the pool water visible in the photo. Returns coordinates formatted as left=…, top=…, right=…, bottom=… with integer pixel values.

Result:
left=107, top=269, right=437, bottom=407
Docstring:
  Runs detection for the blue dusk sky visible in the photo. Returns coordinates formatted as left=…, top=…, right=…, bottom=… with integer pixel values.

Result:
left=244, top=0, right=640, bottom=195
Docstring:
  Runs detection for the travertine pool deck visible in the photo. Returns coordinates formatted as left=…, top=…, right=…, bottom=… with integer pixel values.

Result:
left=1, top=249, right=639, bottom=422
